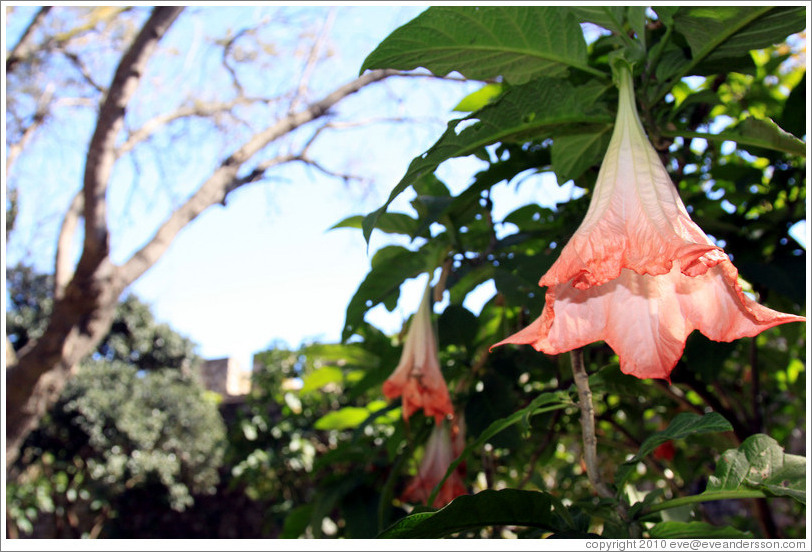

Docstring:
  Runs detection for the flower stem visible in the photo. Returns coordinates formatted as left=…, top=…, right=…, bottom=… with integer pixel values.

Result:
left=569, top=348, right=613, bottom=499
left=570, top=349, right=638, bottom=536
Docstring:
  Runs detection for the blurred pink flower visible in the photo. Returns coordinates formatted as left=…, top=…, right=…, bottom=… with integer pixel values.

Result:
left=493, top=65, right=805, bottom=381
left=383, top=285, right=453, bottom=423
left=400, top=421, right=466, bottom=508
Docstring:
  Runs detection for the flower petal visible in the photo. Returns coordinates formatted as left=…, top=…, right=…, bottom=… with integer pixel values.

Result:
left=496, top=261, right=804, bottom=381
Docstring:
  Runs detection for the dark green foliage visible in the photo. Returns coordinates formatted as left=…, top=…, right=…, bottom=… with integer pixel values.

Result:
left=6, top=267, right=224, bottom=537
left=6, top=264, right=54, bottom=351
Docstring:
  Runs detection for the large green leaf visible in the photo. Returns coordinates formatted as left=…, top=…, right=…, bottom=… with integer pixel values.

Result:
left=550, top=124, right=612, bottom=183
left=676, top=6, right=805, bottom=72
left=378, top=489, right=562, bottom=538
left=727, top=116, right=806, bottom=157
left=362, top=77, right=612, bottom=242
left=647, top=434, right=807, bottom=516
left=656, top=6, right=805, bottom=97
left=568, top=6, right=626, bottom=35
left=361, top=7, right=604, bottom=83
left=707, top=434, right=806, bottom=505
left=663, top=115, right=806, bottom=157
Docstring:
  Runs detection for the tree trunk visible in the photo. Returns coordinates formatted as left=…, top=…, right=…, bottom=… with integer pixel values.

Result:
left=6, top=259, right=125, bottom=468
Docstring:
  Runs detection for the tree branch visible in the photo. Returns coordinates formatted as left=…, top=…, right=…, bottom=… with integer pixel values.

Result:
left=289, top=8, right=336, bottom=113
left=61, top=50, right=106, bottom=94
left=80, top=6, right=183, bottom=266
left=6, top=6, right=52, bottom=73
left=6, top=84, right=53, bottom=178
left=118, top=68, right=399, bottom=286
left=54, top=191, right=84, bottom=300
left=114, top=97, right=278, bottom=157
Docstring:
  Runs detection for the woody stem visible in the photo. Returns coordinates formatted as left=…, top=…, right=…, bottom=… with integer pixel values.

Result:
left=570, top=349, right=639, bottom=535
left=570, top=348, right=613, bottom=499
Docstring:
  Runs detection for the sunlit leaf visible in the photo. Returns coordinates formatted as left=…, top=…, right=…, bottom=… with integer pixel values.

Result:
left=361, top=7, right=604, bottom=84
left=728, top=116, right=806, bottom=157
left=300, top=366, right=344, bottom=394
left=314, top=407, right=370, bottom=430
left=453, top=83, right=504, bottom=112
left=707, top=434, right=806, bottom=505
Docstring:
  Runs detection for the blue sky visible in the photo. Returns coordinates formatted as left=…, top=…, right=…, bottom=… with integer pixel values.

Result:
left=5, top=6, right=807, bottom=375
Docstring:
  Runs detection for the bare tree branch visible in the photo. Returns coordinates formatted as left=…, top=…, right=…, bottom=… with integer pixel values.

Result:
left=54, top=191, right=84, bottom=300
left=62, top=50, right=107, bottom=94
left=220, top=26, right=253, bottom=96
left=6, top=6, right=52, bottom=72
left=115, top=97, right=277, bottom=157
left=80, top=6, right=183, bottom=266
left=289, top=8, right=336, bottom=113
left=118, top=68, right=399, bottom=286
left=6, top=84, right=54, bottom=178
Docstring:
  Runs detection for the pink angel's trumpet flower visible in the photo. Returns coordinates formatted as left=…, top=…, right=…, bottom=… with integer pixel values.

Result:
left=400, top=421, right=467, bottom=508
left=383, top=284, right=454, bottom=423
left=493, top=63, right=804, bottom=381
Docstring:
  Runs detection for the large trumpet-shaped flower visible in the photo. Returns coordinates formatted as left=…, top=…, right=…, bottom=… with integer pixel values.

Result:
left=493, top=64, right=805, bottom=381
left=383, top=285, right=454, bottom=423
left=400, top=421, right=467, bottom=508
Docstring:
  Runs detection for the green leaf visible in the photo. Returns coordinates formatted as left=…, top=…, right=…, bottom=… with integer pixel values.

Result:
left=303, top=342, right=380, bottom=368
left=676, top=6, right=805, bottom=74
left=437, top=305, right=478, bottom=348
left=662, top=115, right=806, bottom=157
left=331, top=212, right=419, bottom=237
left=648, top=434, right=806, bottom=516
left=314, top=407, right=370, bottom=430
left=550, top=124, right=612, bottom=183
left=453, top=83, right=504, bottom=112
left=378, top=489, right=559, bottom=538
left=634, top=412, right=733, bottom=462
left=617, top=412, right=733, bottom=490
left=342, top=242, right=443, bottom=340
left=656, top=6, right=806, bottom=99
left=649, top=521, right=753, bottom=539
left=707, top=434, right=806, bottom=505
left=280, top=504, right=314, bottom=538
left=776, top=73, right=806, bottom=140
left=728, top=116, right=806, bottom=157
left=362, top=77, right=611, bottom=242
left=568, top=7, right=625, bottom=34
left=361, top=7, right=605, bottom=84
left=300, top=366, right=344, bottom=394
